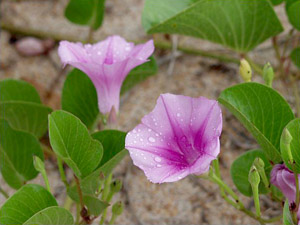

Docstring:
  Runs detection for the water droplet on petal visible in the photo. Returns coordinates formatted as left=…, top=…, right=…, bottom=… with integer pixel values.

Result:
left=154, top=156, right=162, bottom=162
left=176, top=113, right=181, bottom=117
left=157, top=164, right=162, bottom=168
left=148, top=137, right=156, bottom=143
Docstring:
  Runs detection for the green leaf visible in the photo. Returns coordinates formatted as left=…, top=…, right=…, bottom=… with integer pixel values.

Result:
left=231, top=149, right=271, bottom=197
left=290, top=47, right=300, bottom=69
left=65, top=0, right=105, bottom=30
left=286, top=0, right=299, bottom=10
left=0, top=79, right=41, bottom=103
left=281, top=119, right=300, bottom=172
left=287, top=1, right=300, bottom=30
left=0, top=119, right=44, bottom=189
left=92, top=130, right=127, bottom=169
left=67, top=130, right=126, bottom=201
left=121, top=56, right=158, bottom=95
left=218, top=82, right=294, bottom=163
left=62, top=69, right=99, bottom=129
left=142, top=0, right=283, bottom=52
left=270, top=0, right=284, bottom=5
left=24, top=206, right=74, bottom=225
left=283, top=200, right=295, bottom=225
left=83, top=195, right=109, bottom=216
left=0, top=184, right=57, bottom=225
left=0, top=79, right=52, bottom=138
left=48, top=110, right=103, bottom=178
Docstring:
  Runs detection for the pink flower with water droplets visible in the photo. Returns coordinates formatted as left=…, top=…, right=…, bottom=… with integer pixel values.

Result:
left=58, top=36, right=154, bottom=114
left=125, top=93, right=222, bottom=183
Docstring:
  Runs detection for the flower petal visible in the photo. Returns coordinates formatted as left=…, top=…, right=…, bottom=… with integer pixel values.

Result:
left=125, top=93, right=222, bottom=183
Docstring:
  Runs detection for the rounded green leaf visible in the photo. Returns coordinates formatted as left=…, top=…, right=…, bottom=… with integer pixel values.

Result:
left=65, top=0, right=94, bottom=25
left=0, top=79, right=52, bottom=138
left=24, top=206, right=74, bottom=225
left=48, top=110, right=103, bottom=178
left=62, top=69, right=99, bottom=129
left=218, top=82, right=294, bottom=163
left=231, top=149, right=271, bottom=196
left=281, top=119, right=300, bottom=173
left=65, top=0, right=105, bottom=30
left=0, top=119, right=44, bottom=189
left=287, top=1, right=300, bottom=30
left=0, top=79, right=41, bottom=103
left=0, top=184, right=57, bottom=225
left=290, top=47, right=300, bottom=69
left=270, top=0, right=284, bottom=5
left=142, top=0, right=283, bottom=52
left=92, top=129, right=127, bottom=175
left=286, top=0, right=299, bottom=10
left=83, top=195, right=109, bottom=216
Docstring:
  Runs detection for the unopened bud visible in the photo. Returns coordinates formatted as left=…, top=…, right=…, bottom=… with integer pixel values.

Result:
left=263, top=63, right=274, bottom=87
left=33, top=156, right=45, bottom=173
left=112, top=201, right=124, bottom=216
left=254, top=157, right=265, bottom=170
left=248, top=165, right=260, bottom=187
left=110, top=180, right=122, bottom=193
left=282, top=128, right=294, bottom=163
left=239, top=59, right=252, bottom=82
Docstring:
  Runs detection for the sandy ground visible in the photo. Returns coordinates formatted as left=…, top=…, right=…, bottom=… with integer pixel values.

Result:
left=0, top=0, right=298, bottom=224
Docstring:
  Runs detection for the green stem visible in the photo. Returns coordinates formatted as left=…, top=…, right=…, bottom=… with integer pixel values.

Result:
left=209, top=173, right=240, bottom=204
left=208, top=172, right=280, bottom=224
left=100, top=173, right=113, bottom=225
left=41, top=143, right=56, bottom=157
left=64, top=195, right=73, bottom=211
left=74, top=175, right=84, bottom=209
left=0, top=186, right=9, bottom=199
left=245, top=56, right=263, bottom=76
left=41, top=170, right=51, bottom=193
left=57, top=157, right=69, bottom=188
left=251, top=183, right=261, bottom=218
left=88, top=26, right=94, bottom=43
left=76, top=203, right=80, bottom=224
left=108, top=214, right=117, bottom=225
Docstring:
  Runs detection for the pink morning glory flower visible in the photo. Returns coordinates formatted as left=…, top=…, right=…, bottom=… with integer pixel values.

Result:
left=58, top=36, right=154, bottom=114
left=271, top=164, right=300, bottom=221
left=125, top=94, right=222, bottom=183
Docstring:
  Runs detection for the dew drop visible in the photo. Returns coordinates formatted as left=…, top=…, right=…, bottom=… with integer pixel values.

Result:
left=154, top=156, right=162, bottom=162
left=148, top=137, right=156, bottom=143
left=157, top=164, right=162, bottom=168
left=140, top=138, right=144, bottom=141
left=148, top=128, right=152, bottom=132
left=176, top=113, right=181, bottom=117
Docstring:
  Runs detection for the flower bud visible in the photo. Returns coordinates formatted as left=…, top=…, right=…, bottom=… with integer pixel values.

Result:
left=33, top=156, right=45, bottom=173
left=263, top=63, right=274, bottom=87
left=112, top=201, right=124, bottom=216
left=248, top=165, right=260, bottom=187
left=254, top=158, right=269, bottom=188
left=239, top=59, right=252, bottom=82
left=254, top=157, right=265, bottom=170
left=110, top=180, right=122, bottom=193
left=282, top=128, right=293, bottom=163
